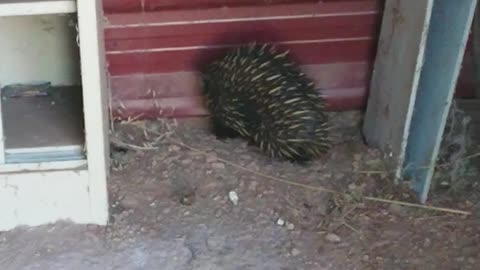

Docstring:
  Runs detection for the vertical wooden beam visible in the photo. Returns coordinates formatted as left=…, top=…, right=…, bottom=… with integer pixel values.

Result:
left=363, top=0, right=477, bottom=203
left=472, top=2, right=480, bottom=98
left=77, top=0, right=110, bottom=224
left=362, top=0, right=434, bottom=181
left=403, top=0, right=478, bottom=203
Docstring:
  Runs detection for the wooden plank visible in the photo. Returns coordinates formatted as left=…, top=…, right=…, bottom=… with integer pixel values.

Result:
left=0, top=170, right=90, bottom=231
left=109, top=63, right=371, bottom=100
left=0, top=160, right=86, bottom=174
left=404, top=0, right=478, bottom=203
left=362, top=0, right=434, bottom=181
left=77, top=0, right=110, bottom=225
left=107, top=39, right=375, bottom=75
left=108, top=62, right=372, bottom=119
left=104, top=14, right=379, bottom=49
left=104, top=1, right=381, bottom=26
left=103, top=0, right=318, bottom=13
left=0, top=0, right=76, bottom=17
left=472, top=3, right=480, bottom=98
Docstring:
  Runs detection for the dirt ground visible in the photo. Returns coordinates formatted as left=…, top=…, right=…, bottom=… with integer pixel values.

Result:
left=1, top=111, right=479, bottom=270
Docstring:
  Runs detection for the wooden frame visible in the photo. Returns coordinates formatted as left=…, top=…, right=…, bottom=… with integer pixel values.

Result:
left=363, top=0, right=478, bottom=203
left=0, top=0, right=110, bottom=231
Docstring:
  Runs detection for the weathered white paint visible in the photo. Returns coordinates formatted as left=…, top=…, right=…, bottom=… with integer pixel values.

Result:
left=0, top=0, right=110, bottom=231
left=0, top=14, right=80, bottom=86
left=77, top=0, right=111, bottom=226
left=0, top=160, right=86, bottom=173
left=0, top=0, right=76, bottom=17
left=0, top=170, right=90, bottom=231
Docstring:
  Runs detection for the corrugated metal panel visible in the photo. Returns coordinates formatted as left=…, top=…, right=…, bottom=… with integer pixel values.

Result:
left=102, top=0, right=474, bottom=119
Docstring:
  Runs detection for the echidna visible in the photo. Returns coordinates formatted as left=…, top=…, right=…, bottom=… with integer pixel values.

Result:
left=201, top=42, right=331, bottom=162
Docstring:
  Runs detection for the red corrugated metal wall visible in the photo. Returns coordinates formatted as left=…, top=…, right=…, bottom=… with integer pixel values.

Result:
left=103, top=0, right=475, bottom=120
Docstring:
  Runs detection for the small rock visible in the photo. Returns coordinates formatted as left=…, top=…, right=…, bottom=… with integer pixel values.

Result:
left=207, top=236, right=226, bottom=251
left=228, top=191, right=239, bottom=205
left=423, top=238, right=432, bottom=248
left=362, top=255, right=369, bottom=262
left=276, top=218, right=285, bottom=226
left=212, top=162, right=226, bottom=170
left=169, top=145, right=181, bottom=152
left=290, top=248, right=301, bottom=257
left=248, top=181, right=259, bottom=191
left=240, top=154, right=251, bottom=160
left=181, top=159, right=192, bottom=165
left=120, top=194, right=140, bottom=209
left=388, top=204, right=407, bottom=216
left=214, top=209, right=223, bottom=218
left=247, top=162, right=260, bottom=171
left=286, top=222, right=295, bottom=231
left=325, top=233, right=341, bottom=243
left=206, top=154, right=218, bottom=163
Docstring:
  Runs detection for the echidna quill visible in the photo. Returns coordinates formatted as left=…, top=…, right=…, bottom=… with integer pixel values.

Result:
left=201, top=42, right=331, bottom=162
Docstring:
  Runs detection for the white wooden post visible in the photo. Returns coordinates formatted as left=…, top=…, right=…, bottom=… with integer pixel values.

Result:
left=77, top=0, right=111, bottom=226
left=0, top=0, right=110, bottom=231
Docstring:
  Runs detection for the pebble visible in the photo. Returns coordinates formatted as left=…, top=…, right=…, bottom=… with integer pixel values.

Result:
left=248, top=181, right=259, bottom=191
left=228, top=191, right=239, bottom=205
left=169, top=145, right=181, bottom=152
left=423, top=238, right=432, bottom=248
left=214, top=208, right=223, bottom=218
left=207, top=236, right=226, bottom=251
left=388, top=204, right=407, bottom=216
left=290, top=248, right=301, bottom=257
left=120, top=194, right=140, bottom=209
left=212, top=162, right=226, bottom=170
left=276, top=218, right=285, bottom=226
left=206, top=154, right=218, bottom=163
left=286, top=222, right=295, bottom=231
left=325, top=233, right=341, bottom=243
left=181, top=159, right=193, bottom=165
